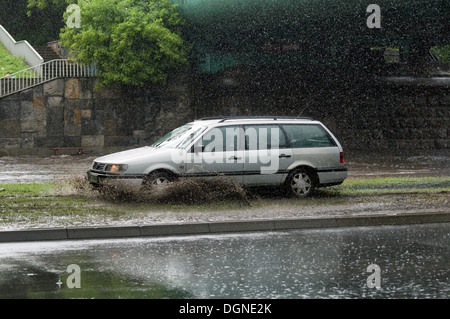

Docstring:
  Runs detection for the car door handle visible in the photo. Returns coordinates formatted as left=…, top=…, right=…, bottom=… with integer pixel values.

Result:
left=228, top=156, right=241, bottom=160
left=279, top=154, right=292, bottom=158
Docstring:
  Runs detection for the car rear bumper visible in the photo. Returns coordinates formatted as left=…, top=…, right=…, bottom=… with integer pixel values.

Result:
left=317, top=167, right=348, bottom=186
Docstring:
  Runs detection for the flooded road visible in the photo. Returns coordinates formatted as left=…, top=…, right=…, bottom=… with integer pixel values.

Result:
left=0, top=155, right=96, bottom=184
left=0, top=223, right=447, bottom=299
left=346, top=151, right=450, bottom=178
left=0, top=150, right=448, bottom=231
left=0, top=150, right=449, bottom=184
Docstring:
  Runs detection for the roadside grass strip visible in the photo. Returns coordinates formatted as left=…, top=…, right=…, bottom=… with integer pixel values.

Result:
left=338, top=176, right=450, bottom=195
left=0, top=182, right=127, bottom=222
left=0, top=176, right=448, bottom=221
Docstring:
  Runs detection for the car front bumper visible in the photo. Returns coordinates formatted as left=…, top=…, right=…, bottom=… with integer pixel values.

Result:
left=87, top=170, right=145, bottom=188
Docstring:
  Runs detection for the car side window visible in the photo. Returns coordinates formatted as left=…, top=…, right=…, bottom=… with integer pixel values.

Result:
left=282, top=124, right=336, bottom=148
left=198, top=125, right=241, bottom=152
left=244, top=125, right=287, bottom=150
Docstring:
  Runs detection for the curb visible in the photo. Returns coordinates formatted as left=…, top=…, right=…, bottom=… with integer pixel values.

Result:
left=0, top=211, right=448, bottom=243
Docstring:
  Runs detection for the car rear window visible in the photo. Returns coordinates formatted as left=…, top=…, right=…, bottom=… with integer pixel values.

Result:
left=282, top=124, right=337, bottom=148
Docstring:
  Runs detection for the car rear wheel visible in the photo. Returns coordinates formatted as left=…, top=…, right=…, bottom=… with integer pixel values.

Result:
left=285, top=168, right=316, bottom=198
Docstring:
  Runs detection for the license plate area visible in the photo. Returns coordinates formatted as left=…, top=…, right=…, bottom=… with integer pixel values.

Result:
left=88, top=172, right=99, bottom=184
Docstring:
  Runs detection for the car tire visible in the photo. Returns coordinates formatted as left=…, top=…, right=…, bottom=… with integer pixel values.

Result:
left=142, top=171, right=174, bottom=188
left=285, top=168, right=316, bottom=198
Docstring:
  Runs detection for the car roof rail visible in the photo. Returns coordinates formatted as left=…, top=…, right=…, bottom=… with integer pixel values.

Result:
left=198, top=117, right=227, bottom=121
left=198, top=116, right=313, bottom=122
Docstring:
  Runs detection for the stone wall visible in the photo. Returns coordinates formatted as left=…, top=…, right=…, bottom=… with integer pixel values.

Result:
left=0, top=75, right=194, bottom=156
left=193, top=68, right=450, bottom=152
left=0, top=69, right=448, bottom=156
left=338, top=85, right=449, bottom=151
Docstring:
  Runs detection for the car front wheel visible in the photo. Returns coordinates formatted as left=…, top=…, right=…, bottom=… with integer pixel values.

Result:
left=142, top=171, right=174, bottom=188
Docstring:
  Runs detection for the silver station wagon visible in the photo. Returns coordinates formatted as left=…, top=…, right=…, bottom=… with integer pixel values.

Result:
left=87, top=117, right=348, bottom=198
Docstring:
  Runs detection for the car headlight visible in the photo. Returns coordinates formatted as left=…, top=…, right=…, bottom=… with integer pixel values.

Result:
left=105, top=164, right=128, bottom=172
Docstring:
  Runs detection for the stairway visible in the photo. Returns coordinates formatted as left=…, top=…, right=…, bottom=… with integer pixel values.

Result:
left=1, top=41, right=96, bottom=98
left=34, top=46, right=63, bottom=62
left=34, top=46, right=65, bottom=76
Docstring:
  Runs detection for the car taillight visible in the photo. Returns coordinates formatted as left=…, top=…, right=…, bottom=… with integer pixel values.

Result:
left=340, top=152, right=344, bottom=163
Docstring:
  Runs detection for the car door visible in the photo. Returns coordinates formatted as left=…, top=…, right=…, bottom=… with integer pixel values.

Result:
left=185, top=125, right=244, bottom=184
left=243, top=124, right=293, bottom=186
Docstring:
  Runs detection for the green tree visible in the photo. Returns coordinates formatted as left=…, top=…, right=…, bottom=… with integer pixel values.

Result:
left=0, top=0, right=66, bottom=46
left=27, top=0, right=71, bottom=11
left=59, top=0, right=189, bottom=87
left=431, top=45, right=450, bottom=62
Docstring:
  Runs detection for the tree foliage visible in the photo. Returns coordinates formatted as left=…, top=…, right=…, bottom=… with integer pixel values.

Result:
left=59, top=0, right=189, bottom=87
left=431, top=45, right=450, bottom=62
left=0, top=0, right=65, bottom=46
left=27, top=0, right=72, bottom=12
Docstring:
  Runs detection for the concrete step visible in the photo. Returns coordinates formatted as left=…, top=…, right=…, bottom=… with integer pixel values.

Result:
left=34, top=46, right=62, bottom=62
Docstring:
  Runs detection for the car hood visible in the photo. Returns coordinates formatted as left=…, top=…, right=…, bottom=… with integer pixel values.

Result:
left=94, top=146, right=168, bottom=164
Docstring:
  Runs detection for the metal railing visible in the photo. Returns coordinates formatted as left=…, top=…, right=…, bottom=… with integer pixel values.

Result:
left=0, top=59, right=97, bottom=98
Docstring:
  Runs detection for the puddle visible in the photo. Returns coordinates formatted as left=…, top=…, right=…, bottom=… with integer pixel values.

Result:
left=0, top=155, right=95, bottom=184
left=0, top=224, right=448, bottom=299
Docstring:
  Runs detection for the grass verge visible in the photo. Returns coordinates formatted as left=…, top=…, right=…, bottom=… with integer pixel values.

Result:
left=0, top=175, right=448, bottom=229
left=334, top=176, right=450, bottom=195
left=0, top=44, right=32, bottom=77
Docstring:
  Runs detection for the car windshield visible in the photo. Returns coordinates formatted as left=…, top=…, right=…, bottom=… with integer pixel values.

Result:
left=177, top=126, right=207, bottom=149
left=152, top=124, right=206, bottom=149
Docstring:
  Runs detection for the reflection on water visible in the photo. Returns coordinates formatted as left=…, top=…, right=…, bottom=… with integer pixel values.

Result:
left=0, top=223, right=448, bottom=299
